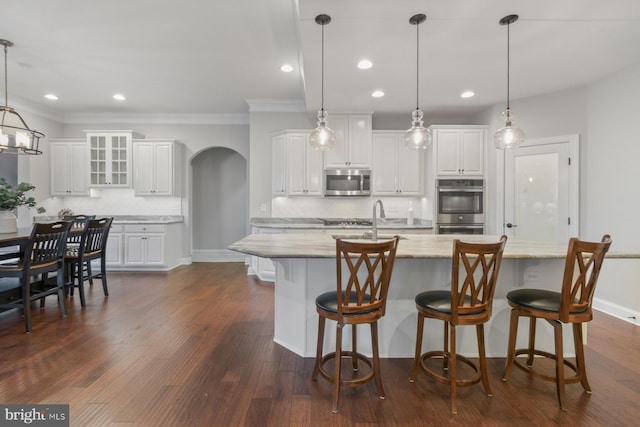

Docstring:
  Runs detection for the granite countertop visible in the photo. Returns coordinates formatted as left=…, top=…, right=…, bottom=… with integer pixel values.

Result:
left=229, top=233, right=639, bottom=260
left=251, top=217, right=432, bottom=230
left=34, top=215, right=184, bottom=224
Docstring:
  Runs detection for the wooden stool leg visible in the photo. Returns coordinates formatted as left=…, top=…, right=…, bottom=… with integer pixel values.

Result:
left=443, top=321, right=450, bottom=371
left=332, top=323, right=343, bottom=413
left=527, top=316, right=537, bottom=367
left=409, top=312, right=425, bottom=382
left=476, top=323, right=492, bottom=396
left=352, top=324, right=358, bottom=371
left=371, top=321, right=385, bottom=399
left=312, top=316, right=326, bottom=381
left=573, top=323, right=591, bottom=393
left=552, top=320, right=566, bottom=411
left=502, top=309, right=519, bottom=380
left=450, top=323, right=457, bottom=415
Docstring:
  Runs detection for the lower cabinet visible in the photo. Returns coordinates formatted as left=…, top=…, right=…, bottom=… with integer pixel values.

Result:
left=106, top=223, right=181, bottom=270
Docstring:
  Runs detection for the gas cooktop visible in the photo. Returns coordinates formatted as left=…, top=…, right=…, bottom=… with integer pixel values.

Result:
left=321, top=219, right=373, bottom=227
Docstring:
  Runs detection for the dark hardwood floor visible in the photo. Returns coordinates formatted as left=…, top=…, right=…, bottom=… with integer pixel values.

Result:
left=0, top=262, right=638, bottom=426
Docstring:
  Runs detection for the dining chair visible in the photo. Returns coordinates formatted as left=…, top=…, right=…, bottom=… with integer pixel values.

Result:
left=409, top=235, right=507, bottom=414
left=0, top=221, right=73, bottom=332
left=312, top=236, right=400, bottom=413
left=63, top=214, right=96, bottom=282
left=502, top=234, right=612, bottom=410
left=64, top=217, right=113, bottom=307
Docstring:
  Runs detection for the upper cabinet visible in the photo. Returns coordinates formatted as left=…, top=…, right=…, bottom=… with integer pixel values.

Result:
left=323, top=114, right=372, bottom=168
left=50, top=140, right=90, bottom=196
left=271, top=134, right=287, bottom=197
left=87, top=131, right=132, bottom=187
left=430, top=125, right=487, bottom=176
left=287, top=133, right=323, bottom=196
left=372, top=131, right=424, bottom=196
left=133, top=140, right=182, bottom=196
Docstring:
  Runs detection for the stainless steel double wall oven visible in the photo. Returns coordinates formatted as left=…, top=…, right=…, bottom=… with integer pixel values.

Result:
left=435, top=178, right=485, bottom=234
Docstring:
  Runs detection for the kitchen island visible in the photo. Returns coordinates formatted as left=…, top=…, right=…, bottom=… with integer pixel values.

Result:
left=229, top=233, right=639, bottom=358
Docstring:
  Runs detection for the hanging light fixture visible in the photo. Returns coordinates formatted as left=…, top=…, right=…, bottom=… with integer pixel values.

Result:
left=0, top=39, right=44, bottom=155
left=309, top=14, right=336, bottom=151
left=494, top=15, right=524, bottom=150
left=405, top=13, right=431, bottom=150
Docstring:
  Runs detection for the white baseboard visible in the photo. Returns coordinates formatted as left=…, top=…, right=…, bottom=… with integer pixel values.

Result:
left=191, top=249, right=248, bottom=263
left=593, top=297, right=640, bottom=325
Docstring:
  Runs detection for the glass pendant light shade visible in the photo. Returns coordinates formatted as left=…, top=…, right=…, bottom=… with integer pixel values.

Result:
left=309, top=109, right=336, bottom=150
left=404, top=109, right=431, bottom=150
left=310, top=14, right=334, bottom=151
left=405, top=14, right=431, bottom=150
left=0, top=39, right=44, bottom=155
left=494, top=108, right=525, bottom=149
left=494, top=15, right=523, bottom=150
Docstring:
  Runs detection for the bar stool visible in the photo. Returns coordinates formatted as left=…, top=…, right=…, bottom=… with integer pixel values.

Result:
left=312, top=236, right=400, bottom=413
left=409, top=235, right=507, bottom=414
left=502, top=235, right=612, bottom=410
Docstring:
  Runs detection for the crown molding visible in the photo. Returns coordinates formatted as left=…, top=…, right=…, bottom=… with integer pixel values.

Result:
left=62, top=113, right=249, bottom=125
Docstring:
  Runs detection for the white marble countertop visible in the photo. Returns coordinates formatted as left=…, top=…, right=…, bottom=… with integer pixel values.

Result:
left=251, top=217, right=432, bottom=230
left=35, top=215, right=184, bottom=224
left=229, top=233, right=638, bottom=259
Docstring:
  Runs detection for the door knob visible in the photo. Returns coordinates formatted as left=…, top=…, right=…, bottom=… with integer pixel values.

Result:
left=506, top=223, right=517, bottom=228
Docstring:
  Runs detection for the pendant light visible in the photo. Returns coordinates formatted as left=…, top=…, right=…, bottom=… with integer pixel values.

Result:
left=309, top=14, right=336, bottom=151
left=494, top=15, right=524, bottom=150
left=0, top=39, right=44, bottom=155
left=404, top=14, right=431, bottom=150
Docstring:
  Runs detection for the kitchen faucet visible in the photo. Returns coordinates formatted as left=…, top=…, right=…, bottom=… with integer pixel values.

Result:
left=372, top=199, right=386, bottom=241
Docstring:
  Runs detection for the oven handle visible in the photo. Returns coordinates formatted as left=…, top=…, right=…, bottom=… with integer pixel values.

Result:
left=438, top=225, right=484, bottom=229
left=437, top=188, right=483, bottom=193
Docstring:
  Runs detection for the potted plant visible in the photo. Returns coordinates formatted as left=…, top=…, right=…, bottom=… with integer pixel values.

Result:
left=0, top=177, right=45, bottom=233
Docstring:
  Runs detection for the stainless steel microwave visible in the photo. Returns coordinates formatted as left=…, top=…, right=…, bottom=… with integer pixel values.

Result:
left=324, top=169, right=371, bottom=197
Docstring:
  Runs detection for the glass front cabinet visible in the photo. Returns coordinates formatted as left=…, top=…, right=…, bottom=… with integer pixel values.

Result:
left=87, top=131, right=132, bottom=187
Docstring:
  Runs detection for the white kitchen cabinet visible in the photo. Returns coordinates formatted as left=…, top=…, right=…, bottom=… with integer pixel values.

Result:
left=124, top=224, right=166, bottom=266
left=271, top=134, right=286, bottom=196
left=323, top=114, right=372, bottom=168
left=49, top=140, right=90, bottom=196
left=372, top=131, right=423, bottom=196
left=430, top=126, right=486, bottom=176
left=287, top=133, right=323, bottom=196
left=87, top=131, right=132, bottom=187
left=105, top=224, right=124, bottom=265
left=133, top=140, right=182, bottom=196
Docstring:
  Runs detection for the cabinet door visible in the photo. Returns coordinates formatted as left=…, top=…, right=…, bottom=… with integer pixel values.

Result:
left=287, top=134, right=308, bottom=195
left=145, top=234, right=165, bottom=264
left=347, top=114, right=372, bottom=168
left=153, top=143, right=173, bottom=195
left=51, top=143, right=71, bottom=196
left=271, top=135, right=286, bottom=196
left=51, top=142, right=89, bottom=196
left=133, top=143, right=154, bottom=195
left=372, top=134, right=399, bottom=195
left=124, top=234, right=146, bottom=265
left=88, top=132, right=131, bottom=187
left=435, top=130, right=461, bottom=175
left=460, top=129, right=484, bottom=175
left=323, top=115, right=349, bottom=168
left=397, top=143, right=423, bottom=195
left=305, top=144, right=324, bottom=195
left=105, top=232, right=123, bottom=265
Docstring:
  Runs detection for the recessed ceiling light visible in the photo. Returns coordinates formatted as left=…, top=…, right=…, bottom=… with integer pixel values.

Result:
left=44, top=94, right=58, bottom=100
left=460, top=90, right=475, bottom=98
left=113, top=94, right=126, bottom=101
left=371, top=90, right=385, bottom=98
left=280, top=64, right=293, bottom=73
left=357, top=59, right=373, bottom=70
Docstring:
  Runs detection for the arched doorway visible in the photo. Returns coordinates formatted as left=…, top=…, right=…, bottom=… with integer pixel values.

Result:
left=191, top=147, right=247, bottom=261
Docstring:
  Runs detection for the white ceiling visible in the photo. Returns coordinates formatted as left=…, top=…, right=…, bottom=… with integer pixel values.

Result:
left=2, top=0, right=640, bottom=121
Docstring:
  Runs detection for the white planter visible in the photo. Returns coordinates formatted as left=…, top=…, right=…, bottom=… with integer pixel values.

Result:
left=0, top=210, right=17, bottom=234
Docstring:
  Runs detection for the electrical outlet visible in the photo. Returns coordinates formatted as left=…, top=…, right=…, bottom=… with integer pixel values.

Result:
left=260, top=203, right=267, bottom=212
left=524, top=271, right=539, bottom=282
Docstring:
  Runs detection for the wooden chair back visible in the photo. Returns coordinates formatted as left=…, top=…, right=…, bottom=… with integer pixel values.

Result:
left=335, top=236, right=400, bottom=319
left=450, top=235, right=507, bottom=325
left=64, top=215, right=96, bottom=244
left=559, top=234, right=612, bottom=322
left=79, top=218, right=113, bottom=257
left=25, top=221, right=73, bottom=270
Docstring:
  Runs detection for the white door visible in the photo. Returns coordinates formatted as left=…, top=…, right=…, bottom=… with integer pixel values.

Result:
left=504, top=135, right=579, bottom=243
